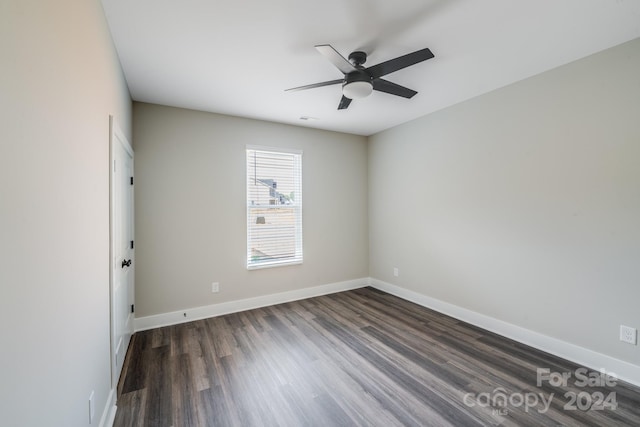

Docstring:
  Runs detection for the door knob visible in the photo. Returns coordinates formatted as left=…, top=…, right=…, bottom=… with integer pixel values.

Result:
left=121, top=259, right=132, bottom=268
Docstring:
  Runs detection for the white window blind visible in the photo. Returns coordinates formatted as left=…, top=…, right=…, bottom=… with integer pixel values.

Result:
left=246, top=147, right=302, bottom=269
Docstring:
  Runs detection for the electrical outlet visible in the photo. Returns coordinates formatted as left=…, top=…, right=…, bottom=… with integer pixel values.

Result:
left=393, top=267, right=399, bottom=277
left=211, top=282, right=219, bottom=293
left=620, top=325, right=637, bottom=345
left=88, top=390, right=95, bottom=424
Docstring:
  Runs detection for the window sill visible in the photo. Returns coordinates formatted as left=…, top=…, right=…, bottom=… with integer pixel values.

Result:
left=247, top=260, right=303, bottom=270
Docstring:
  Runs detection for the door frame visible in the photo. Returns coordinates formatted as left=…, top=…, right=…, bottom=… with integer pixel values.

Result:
left=109, top=116, right=135, bottom=388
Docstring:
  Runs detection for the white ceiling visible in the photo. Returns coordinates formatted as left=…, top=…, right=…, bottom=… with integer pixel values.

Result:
left=100, top=0, right=640, bottom=136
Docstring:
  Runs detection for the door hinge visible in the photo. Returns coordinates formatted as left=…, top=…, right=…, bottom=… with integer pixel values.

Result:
left=130, top=176, right=134, bottom=185
left=130, top=240, right=134, bottom=249
left=131, top=304, right=135, bottom=313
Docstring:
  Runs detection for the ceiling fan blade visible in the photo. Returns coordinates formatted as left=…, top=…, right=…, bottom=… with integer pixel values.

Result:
left=315, top=45, right=357, bottom=75
left=372, top=79, right=417, bottom=98
left=338, top=96, right=352, bottom=110
left=366, top=47, right=434, bottom=79
left=285, top=79, right=343, bottom=92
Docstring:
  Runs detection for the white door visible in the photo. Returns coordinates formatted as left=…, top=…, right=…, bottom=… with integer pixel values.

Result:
left=110, top=117, right=134, bottom=387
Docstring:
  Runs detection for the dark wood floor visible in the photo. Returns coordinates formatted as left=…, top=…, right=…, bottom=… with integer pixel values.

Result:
left=114, top=287, right=640, bottom=426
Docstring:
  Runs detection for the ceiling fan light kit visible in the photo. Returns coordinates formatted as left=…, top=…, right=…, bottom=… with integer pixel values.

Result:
left=286, top=44, right=434, bottom=110
left=342, top=81, right=373, bottom=99
left=343, top=80, right=373, bottom=99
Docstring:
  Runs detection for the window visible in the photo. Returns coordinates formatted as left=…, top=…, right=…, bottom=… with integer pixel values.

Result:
left=246, top=146, right=302, bottom=269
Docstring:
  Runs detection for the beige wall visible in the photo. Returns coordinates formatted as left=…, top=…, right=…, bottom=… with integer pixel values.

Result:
left=369, top=38, right=640, bottom=365
left=133, top=103, right=368, bottom=317
left=0, top=0, right=132, bottom=425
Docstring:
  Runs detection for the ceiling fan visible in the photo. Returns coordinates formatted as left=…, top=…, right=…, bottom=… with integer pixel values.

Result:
left=286, top=44, right=434, bottom=110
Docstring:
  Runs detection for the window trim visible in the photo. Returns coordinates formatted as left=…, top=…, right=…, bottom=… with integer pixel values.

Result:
left=246, top=145, right=303, bottom=270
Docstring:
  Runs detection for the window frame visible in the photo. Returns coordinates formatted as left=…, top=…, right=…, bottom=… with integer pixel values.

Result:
left=246, top=145, right=303, bottom=270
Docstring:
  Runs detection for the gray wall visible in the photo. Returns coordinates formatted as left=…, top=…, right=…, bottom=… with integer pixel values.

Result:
left=0, top=0, right=132, bottom=425
left=133, top=103, right=368, bottom=317
left=369, top=38, right=640, bottom=365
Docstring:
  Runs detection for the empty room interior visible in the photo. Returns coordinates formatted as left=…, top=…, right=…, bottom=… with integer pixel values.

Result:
left=2, top=0, right=640, bottom=426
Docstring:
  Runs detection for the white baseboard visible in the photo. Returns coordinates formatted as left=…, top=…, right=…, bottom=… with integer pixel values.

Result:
left=134, top=278, right=369, bottom=332
left=98, top=387, right=117, bottom=427
left=369, top=278, right=640, bottom=388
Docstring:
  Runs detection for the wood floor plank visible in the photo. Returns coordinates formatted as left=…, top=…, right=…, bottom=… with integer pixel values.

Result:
left=115, top=288, right=640, bottom=426
left=171, top=353, right=199, bottom=427
left=145, top=345, right=172, bottom=426
left=113, top=388, right=147, bottom=427
left=119, top=331, right=151, bottom=395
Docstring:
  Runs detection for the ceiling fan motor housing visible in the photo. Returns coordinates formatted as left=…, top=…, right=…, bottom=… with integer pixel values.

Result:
left=348, top=51, right=367, bottom=66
